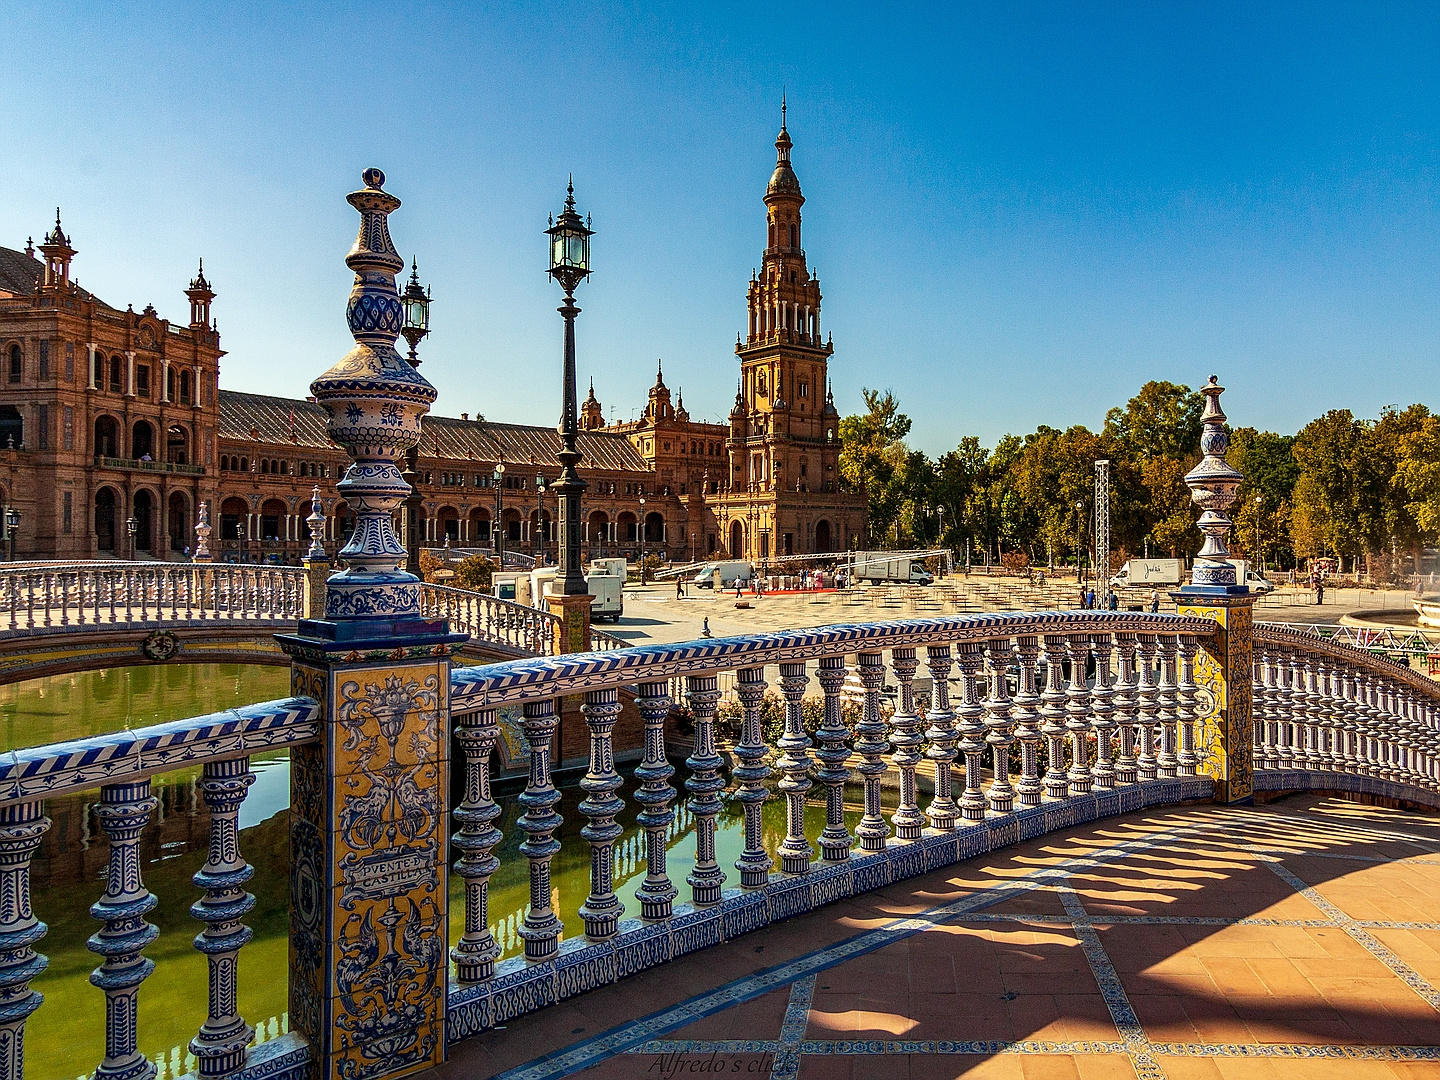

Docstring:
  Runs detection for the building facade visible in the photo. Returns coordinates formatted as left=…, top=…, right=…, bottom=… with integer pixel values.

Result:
left=0, top=119, right=865, bottom=564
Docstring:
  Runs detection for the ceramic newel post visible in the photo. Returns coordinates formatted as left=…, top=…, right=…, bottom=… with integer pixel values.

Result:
left=278, top=170, right=465, bottom=1080
left=1174, top=375, right=1255, bottom=805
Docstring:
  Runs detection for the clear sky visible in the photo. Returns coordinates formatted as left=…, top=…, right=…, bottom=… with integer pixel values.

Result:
left=3, top=3, right=1437, bottom=455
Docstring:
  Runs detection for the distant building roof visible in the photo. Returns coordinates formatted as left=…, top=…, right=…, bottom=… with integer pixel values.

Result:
left=218, top=389, right=652, bottom=473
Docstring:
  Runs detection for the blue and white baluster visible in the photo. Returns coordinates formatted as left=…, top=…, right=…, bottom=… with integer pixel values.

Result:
left=776, top=662, right=816, bottom=871
left=189, top=759, right=256, bottom=1076
left=733, top=667, right=773, bottom=887
left=685, top=674, right=727, bottom=903
left=886, top=649, right=925, bottom=841
left=813, top=657, right=854, bottom=860
left=517, top=698, right=563, bottom=961
left=633, top=681, right=679, bottom=919
left=1175, top=635, right=1198, bottom=776
left=853, top=652, right=891, bottom=850
left=1090, top=633, right=1117, bottom=787
left=1065, top=634, right=1093, bottom=795
left=1112, top=633, right=1139, bottom=785
left=1011, top=636, right=1044, bottom=806
left=89, top=781, right=160, bottom=1080
left=954, top=642, right=988, bottom=821
left=923, top=645, right=959, bottom=829
left=1154, top=635, right=1179, bottom=779
left=0, top=801, right=50, bottom=1080
left=1134, top=634, right=1159, bottom=781
left=579, top=688, right=626, bottom=939
left=983, top=638, right=1016, bottom=812
left=451, top=709, right=503, bottom=981
left=1039, top=636, right=1071, bottom=799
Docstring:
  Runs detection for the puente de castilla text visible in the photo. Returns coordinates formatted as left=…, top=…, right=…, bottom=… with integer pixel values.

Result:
left=1, top=165, right=1439, bottom=1080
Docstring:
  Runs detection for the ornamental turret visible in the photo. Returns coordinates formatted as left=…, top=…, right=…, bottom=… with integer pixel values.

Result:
left=37, top=209, right=75, bottom=288
left=581, top=378, right=604, bottom=430
left=1183, top=376, right=1245, bottom=592
left=186, top=260, right=215, bottom=327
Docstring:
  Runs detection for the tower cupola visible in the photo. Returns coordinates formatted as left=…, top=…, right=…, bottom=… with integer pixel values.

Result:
left=186, top=259, right=215, bottom=327
left=37, top=209, right=76, bottom=287
left=581, top=377, right=605, bottom=430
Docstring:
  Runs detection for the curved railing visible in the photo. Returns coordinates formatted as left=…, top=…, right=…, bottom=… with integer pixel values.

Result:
left=1252, top=623, right=1440, bottom=799
left=417, top=581, right=627, bottom=655
left=0, top=561, right=305, bottom=631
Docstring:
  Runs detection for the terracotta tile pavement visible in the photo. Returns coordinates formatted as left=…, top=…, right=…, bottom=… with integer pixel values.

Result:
left=450, top=795, right=1440, bottom=1080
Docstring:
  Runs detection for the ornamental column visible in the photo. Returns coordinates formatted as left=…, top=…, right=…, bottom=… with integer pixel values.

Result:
left=1172, top=375, right=1255, bottom=804
left=277, top=169, right=465, bottom=1080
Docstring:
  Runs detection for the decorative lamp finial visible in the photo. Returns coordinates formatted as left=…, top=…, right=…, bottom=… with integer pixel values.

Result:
left=193, top=501, right=212, bottom=561
left=306, top=486, right=327, bottom=561
left=1182, top=375, right=1245, bottom=591
left=307, top=168, right=438, bottom=621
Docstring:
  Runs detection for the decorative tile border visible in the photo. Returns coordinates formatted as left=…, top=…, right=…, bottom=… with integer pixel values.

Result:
left=1254, top=768, right=1440, bottom=812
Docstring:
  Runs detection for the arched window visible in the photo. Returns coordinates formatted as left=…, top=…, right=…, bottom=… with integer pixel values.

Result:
left=7, top=344, right=20, bottom=384
left=109, top=356, right=123, bottom=393
left=93, top=351, right=104, bottom=388
left=179, top=369, right=192, bottom=405
left=789, top=223, right=797, bottom=247
left=768, top=223, right=776, bottom=247
left=260, top=459, right=269, bottom=474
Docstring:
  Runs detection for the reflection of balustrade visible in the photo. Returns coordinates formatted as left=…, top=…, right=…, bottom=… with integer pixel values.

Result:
left=0, top=562, right=304, bottom=631
left=8, top=611, right=1440, bottom=1078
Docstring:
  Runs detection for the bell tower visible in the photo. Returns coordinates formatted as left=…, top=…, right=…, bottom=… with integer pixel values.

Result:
left=734, top=103, right=837, bottom=493
left=37, top=209, right=75, bottom=288
left=186, top=260, right=215, bottom=327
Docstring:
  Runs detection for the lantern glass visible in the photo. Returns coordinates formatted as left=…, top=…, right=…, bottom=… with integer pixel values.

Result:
left=549, top=224, right=590, bottom=272
left=403, top=294, right=429, bottom=332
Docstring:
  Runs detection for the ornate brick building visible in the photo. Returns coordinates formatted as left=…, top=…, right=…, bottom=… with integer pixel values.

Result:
left=0, top=117, right=865, bottom=564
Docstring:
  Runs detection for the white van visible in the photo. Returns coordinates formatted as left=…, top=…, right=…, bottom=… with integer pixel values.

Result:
left=691, top=560, right=753, bottom=589
left=531, top=566, right=625, bottom=622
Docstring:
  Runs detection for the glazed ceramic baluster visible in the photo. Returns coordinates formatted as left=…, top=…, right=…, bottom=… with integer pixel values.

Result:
left=1315, top=659, right=1335, bottom=770
left=1254, top=646, right=1275, bottom=769
left=685, top=673, right=727, bottom=902
left=1064, top=634, right=1093, bottom=795
left=1112, top=633, right=1139, bottom=785
left=1135, top=635, right=1159, bottom=780
left=923, top=645, right=959, bottom=829
left=1155, top=635, right=1179, bottom=778
left=579, top=688, right=626, bottom=938
left=1175, top=635, right=1199, bottom=776
left=776, top=662, right=815, bottom=869
left=983, top=637, right=1016, bottom=811
left=886, top=648, right=926, bottom=840
left=1291, top=650, right=1311, bottom=771
left=89, top=780, right=160, bottom=1080
left=517, top=698, right=563, bottom=961
left=814, top=656, right=854, bottom=859
left=734, top=666, right=774, bottom=886
left=1012, top=635, right=1045, bottom=805
left=854, top=652, right=892, bottom=849
left=1090, top=633, right=1117, bottom=787
left=451, top=708, right=503, bottom=981
left=0, top=801, right=50, bottom=1080
left=954, top=642, right=988, bottom=821
left=189, top=759, right=256, bottom=1076
left=633, top=681, right=679, bottom=919
left=1040, top=636, right=1071, bottom=799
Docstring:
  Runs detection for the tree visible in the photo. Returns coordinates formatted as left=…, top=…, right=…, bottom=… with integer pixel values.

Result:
left=1141, top=456, right=1196, bottom=557
left=839, top=389, right=915, bottom=547
left=1396, top=414, right=1440, bottom=541
left=1104, top=381, right=1204, bottom=463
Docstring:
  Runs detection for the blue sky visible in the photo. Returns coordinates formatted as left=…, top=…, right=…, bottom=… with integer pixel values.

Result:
left=3, top=3, right=1438, bottom=454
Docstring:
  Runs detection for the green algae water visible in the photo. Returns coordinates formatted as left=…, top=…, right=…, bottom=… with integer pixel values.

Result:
left=16, top=664, right=859, bottom=1080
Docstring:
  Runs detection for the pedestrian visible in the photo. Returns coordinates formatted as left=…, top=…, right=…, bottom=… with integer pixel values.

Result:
left=1317, top=581, right=1324, bottom=605
left=676, top=577, right=683, bottom=600
left=1108, top=590, right=1118, bottom=611
left=182, top=545, right=191, bottom=561
left=1038, top=571, right=1046, bottom=589
left=1086, top=587, right=1096, bottom=610
left=1079, top=587, right=1087, bottom=609
left=735, top=579, right=743, bottom=599
left=1149, top=589, right=1159, bottom=614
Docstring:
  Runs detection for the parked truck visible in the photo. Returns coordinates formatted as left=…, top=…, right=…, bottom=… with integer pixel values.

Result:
left=1227, top=559, right=1274, bottom=594
left=529, top=565, right=626, bottom=622
left=846, top=551, right=935, bottom=586
left=1110, top=558, right=1185, bottom=589
left=690, top=560, right=753, bottom=589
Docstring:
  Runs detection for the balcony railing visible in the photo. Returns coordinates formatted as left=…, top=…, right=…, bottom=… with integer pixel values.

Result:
left=2, top=610, right=1437, bottom=1080
left=96, top=455, right=206, bottom=476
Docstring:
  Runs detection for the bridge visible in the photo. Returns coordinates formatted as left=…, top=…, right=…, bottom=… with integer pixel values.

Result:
left=5, top=172, right=1438, bottom=1080
left=0, top=561, right=625, bottom=684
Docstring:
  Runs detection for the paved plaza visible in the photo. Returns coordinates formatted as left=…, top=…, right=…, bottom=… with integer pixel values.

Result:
left=611, top=579, right=1428, bottom=647
left=445, top=794, right=1440, bottom=1080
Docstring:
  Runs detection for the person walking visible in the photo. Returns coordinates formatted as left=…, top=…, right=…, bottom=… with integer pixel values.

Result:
left=1079, top=586, right=1087, bottom=609
left=1108, top=590, right=1119, bottom=611
left=676, top=577, right=684, bottom=600
left=1149, top=589, right=1160, bottom=614
left=1316, top=580, right=1324, bottom=605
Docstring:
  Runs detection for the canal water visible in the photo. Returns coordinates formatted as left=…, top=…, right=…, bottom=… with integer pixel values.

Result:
left=16, top=665, right=862, bottom=1080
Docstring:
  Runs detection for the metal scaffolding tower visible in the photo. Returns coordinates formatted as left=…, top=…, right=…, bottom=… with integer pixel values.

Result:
left=1095, top=459, right=1110, bottom=598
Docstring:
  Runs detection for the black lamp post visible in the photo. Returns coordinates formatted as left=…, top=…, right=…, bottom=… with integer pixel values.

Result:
left=3, top=507, right=18, bottom=561
left=399, top=258, right=432, bottom=576
left=546, top=180, right=593, bottom=597
left=638, top=493, right=647, bottom=583
left=126, top=514, right=138, bottom=561
left=492, top=461, right=505, bottom=566
left=1074, top=501, right=1085, bottom=585
left=535, top=473, right=548, bottom=561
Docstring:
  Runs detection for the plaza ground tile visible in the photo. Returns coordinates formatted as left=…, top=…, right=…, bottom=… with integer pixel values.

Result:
left=663, top=986, right=790, bottom=1041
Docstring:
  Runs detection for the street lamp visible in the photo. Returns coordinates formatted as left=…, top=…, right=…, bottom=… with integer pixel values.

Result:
left=1253, top=494, right=1264, bottom=573
left=1074, top=501, right=1085, bottom=584
left=638, top=493, right=647, bottom=584
left=2, top=507, right=18, bottom=561
left=492, top=461, right=505, bottom=567
left=535, top=473, right=547, bottom=561
left=546, top=179, right=593, bottom=599
left=126, top=514, right=138, bottom=561
left=399, top=258, right=432, bottom=576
